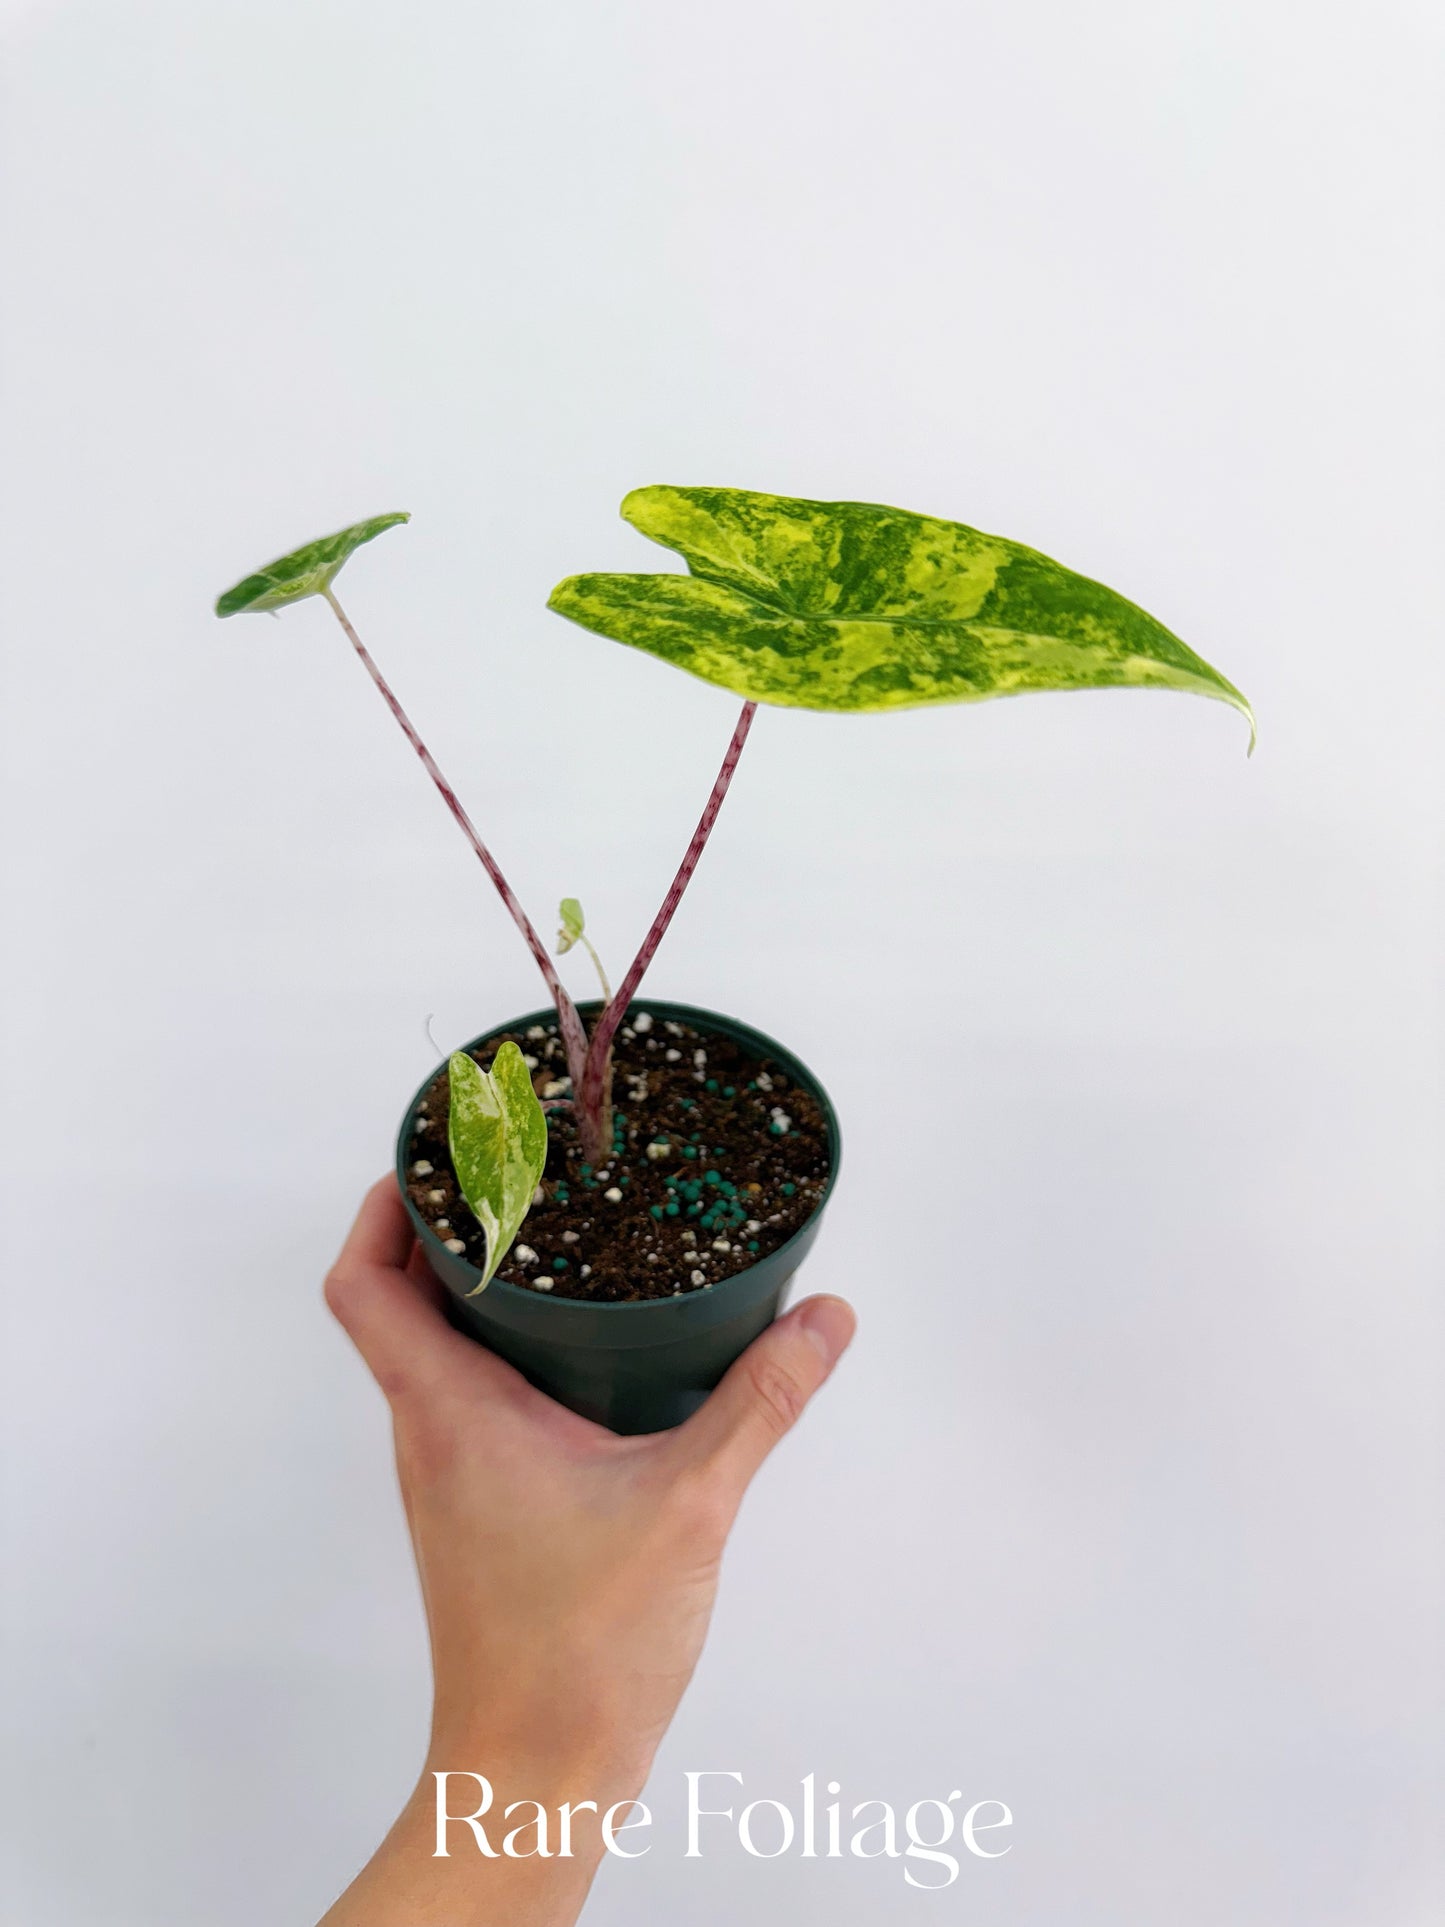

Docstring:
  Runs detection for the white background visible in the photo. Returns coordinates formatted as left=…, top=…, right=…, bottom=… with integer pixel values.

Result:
left=2, top=2, right=1441, bottom=1921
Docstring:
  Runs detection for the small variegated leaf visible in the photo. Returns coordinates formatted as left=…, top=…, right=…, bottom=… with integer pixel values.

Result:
left=556, top=897, right=586, bottom=954
left=446, top=1041, right=548, bottom=1292
left=547, top=487, right=1253, bottom=745
left=214, top=512, right=410, bottom=618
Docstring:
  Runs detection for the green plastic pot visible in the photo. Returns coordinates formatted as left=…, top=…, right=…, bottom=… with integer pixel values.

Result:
left=396, top=1000, right=840, bottom=1435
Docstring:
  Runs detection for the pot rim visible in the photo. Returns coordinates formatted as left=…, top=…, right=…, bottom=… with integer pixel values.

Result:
left=395, top=998, right=841, bottom=1315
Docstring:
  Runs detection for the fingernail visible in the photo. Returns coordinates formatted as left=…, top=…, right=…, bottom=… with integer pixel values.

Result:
left=796, top=1296, right=855, bottom=1369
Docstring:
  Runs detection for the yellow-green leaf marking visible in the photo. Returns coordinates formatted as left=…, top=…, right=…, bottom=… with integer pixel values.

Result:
left=548, top=487, right=1253, bottom=744
left=447, top=1041, right=548, bottom=1292
left=214, top=512, right=410, bottom=617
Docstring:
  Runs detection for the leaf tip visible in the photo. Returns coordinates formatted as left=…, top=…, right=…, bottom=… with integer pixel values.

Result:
left=213, top=578, right=260, bottom=620
left=618, top=484, right=662, bottom=527
left=545, top=575, right=581, bottom=617
left=1222, top=686, right=1257, bottom=756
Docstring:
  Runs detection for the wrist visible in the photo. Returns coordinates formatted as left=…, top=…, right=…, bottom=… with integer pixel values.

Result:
left=424, top=1707, right=653, bottom=1824
left=321, top=1771, right=605, bottom=1927
left=425, top=1653, right=663, bottom=1798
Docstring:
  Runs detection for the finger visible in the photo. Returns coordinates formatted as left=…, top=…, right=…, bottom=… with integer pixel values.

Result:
left=334, top=1172, right=416, bottom=1273
left=324, top=1176, right=475, bottom=1400
left=675, top=1294, right=855, bottom=1496
left=406, top=1238, right=449, bottom=1308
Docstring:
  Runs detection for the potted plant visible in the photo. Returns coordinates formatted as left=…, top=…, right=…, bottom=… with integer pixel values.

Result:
left=217, top=486, right=1252, bottom=1432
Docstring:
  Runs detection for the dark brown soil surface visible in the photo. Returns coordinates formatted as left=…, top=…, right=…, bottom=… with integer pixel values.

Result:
left=403, top=1012, right=832, bottom=1302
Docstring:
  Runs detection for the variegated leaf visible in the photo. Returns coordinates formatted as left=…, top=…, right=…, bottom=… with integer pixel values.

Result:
left=447, top=1041, right=548, bottom=1292
left=214, top=512, right=410, bottom=618
left=548, top=487, right=1253, bottom=743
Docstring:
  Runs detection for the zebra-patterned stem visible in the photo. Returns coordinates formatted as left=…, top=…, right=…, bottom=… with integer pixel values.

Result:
left=322, top=589, right=590, bottom=1092
left=578, top=701, right=758, bottom=1132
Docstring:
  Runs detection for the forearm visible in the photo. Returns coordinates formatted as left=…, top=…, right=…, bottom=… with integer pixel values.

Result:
left=318, top=1524, right=676, bottom=1924
left=316, top=1185, right=854, bottom=1926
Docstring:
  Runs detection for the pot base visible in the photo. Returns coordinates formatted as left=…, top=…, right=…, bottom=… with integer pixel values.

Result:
left=442, top=1258, right=799, bottom=1434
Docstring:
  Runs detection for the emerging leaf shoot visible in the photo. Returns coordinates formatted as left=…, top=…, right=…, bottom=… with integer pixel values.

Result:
left=214, top=512, right=410, bottom=617
left=555, top=897, right=612, bottom=1002
left=447, top=1041, right=548, bottom=1291
left=556, top=898, right=586, bottom=953
left=548, top=487, right=1254, bottom=746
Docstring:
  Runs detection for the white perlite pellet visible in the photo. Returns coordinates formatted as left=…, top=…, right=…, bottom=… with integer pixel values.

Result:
left=562, top=1230, right=580, bottom=1244
left=444, top=1238, right=466, bottom=1255
left=756, top=1071, right=774, bottom=1091
left=435, top=1219, right=450, bottom=1232
left=647, top=1140, right=671, bottom=1160
left=745, top=1219, right=762, bottom=1234
left=691, top=1269, right=706, bottom=1286
left=534, top=1277, right=554, bottom=1291
left=621, top=1026, right=635, bottom=1042
left=542, top=1077, right=571, bottom=1099
left=514, top=1245, right=538, bottom=1266
left=411, top=1160, right=434, bottom=1177
left=580, top=1264, right=592, bottom=1278
left=604, top=1187, right=622, bottom=1202
left=428, top=1189, right=445, bottom=1204
left=522, top=1054, right=539, bottom=1069
left=665, top=1020, right=684, bottom=1036
left=632, top=1011, right=653, bottom=1033
left=712, top=1239, right=731, bottom=1252
left=533, top=1186, right=546, bottom=1207
left=526, top=1025, right=547, bottom=1040
left=665, top=1048, right=681, bottom=1062
left=693, top=1048, right=707, bottom=1068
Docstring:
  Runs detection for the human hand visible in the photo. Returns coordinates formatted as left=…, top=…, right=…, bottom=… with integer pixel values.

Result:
left=316, top=1177, right=855, bottom=1927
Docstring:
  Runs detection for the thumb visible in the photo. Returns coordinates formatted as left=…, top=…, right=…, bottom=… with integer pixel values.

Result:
left=678, top=1295, right=856, bottom=1495
left=324, top=1177, right=476, bottom=1402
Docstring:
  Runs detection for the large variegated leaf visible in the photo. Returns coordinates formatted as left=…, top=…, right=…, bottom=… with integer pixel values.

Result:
left=447, top=1041, right=548, bottom=1292
left=214, top=512, right=409, bottom=617
left=548, top=487, right=1253, bottom=743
